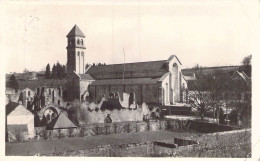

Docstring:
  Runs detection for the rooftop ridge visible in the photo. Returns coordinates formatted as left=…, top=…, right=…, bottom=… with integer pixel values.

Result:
left=90, top=59, right=167, bottom=67
left=67, top=24, right=85, bottom=37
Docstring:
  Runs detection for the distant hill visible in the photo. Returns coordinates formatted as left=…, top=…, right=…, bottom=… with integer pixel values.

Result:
left=6, top=71, right=67, bottom=90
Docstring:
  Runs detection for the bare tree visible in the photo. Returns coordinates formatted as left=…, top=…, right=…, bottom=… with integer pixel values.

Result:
left=188, top=66, right=226, bottom=120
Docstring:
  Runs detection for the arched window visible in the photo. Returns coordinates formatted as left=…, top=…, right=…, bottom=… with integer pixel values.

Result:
left=166, top=83, right=168, bottom=103
left=37, top=87, right=40, bottom=95
left=77, top=38, right=80, bottom=44
left=81, top=52, right=84, bottom=56
left=81, top=39, right=83, bottom=45
left=58, top=87, right=61, bottom=96
left=77, top=51, right=80, bottom=56
left=28, top=91, right=30, bottom=97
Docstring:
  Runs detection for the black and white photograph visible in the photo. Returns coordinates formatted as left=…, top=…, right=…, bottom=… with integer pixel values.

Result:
left=1, top=0, right=259, bottom=159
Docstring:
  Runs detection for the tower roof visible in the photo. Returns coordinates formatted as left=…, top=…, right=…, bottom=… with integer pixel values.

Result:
left=67, top=25, right=85, bottom=38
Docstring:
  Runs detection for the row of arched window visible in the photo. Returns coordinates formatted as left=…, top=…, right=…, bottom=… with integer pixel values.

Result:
left=77, top=38, right=84, bottom=45
left=68, top=38, right=84, bottom=46
left=77, top=51, right=84, bottom=56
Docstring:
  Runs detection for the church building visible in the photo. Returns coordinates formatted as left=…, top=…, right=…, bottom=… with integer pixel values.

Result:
left=66, top=25, right=188, bottom=106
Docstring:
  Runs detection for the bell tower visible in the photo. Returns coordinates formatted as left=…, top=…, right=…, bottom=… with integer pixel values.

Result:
left=66, top=25, right=86, bottom=74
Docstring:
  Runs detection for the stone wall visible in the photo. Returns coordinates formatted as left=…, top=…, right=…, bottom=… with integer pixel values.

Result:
left=7, top=120, right=189, bottom=142
left=42, top=129, right=251, bottom=157
left=88, top=84, right=160, bottom=104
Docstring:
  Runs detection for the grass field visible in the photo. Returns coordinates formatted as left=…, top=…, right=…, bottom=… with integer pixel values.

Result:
left=6, top=130, right=200, bottom=156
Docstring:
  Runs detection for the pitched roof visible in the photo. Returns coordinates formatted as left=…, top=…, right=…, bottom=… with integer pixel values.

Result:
left=46, top=112, right=77, bottom=130
left=86, top=60, right=168, bottom=79
left=66, top=25, right=85, bottom=37
left=6, top=102, right=33, bottom=116
left=90, top=77, right=161, bottom=86
left=79, top=74, right=94, bottom=81
left=166, top=55, right=182, bottom=65
left=6, top=102, right=19, bottom=115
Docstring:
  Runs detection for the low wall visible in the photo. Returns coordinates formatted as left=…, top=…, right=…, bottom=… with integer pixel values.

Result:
left=7, top=119, right=189, bottom=142
left=7, top=119, right=241, bottom=143
left=42, top=129, right=251, bottom=157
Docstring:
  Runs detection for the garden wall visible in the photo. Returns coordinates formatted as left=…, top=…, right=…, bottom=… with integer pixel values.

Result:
left=42, top=129, right=251, bottom=157
left=7, top=119, right=189, bottom=142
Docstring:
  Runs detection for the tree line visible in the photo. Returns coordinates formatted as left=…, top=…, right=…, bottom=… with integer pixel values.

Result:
left=45, top=62, right=66, bottom=79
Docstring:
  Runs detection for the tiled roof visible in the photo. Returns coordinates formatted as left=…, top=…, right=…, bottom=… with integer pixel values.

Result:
left=86, top=60, right=168, bottom=79
left=79, top=74, right=94, bottom=81
left=90, top=77, right=161, bottom=86
left=67, top=25, right=85, bottom=37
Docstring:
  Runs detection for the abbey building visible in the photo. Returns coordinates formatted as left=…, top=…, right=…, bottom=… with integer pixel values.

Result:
left=66, top=25, right=188, bottom=106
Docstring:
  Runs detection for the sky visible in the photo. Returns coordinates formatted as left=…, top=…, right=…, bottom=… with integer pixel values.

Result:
left=0, top=0, right=258, bottom=73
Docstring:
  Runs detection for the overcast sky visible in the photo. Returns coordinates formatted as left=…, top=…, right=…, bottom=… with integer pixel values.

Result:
left=1, top=0, right=258, bottom=73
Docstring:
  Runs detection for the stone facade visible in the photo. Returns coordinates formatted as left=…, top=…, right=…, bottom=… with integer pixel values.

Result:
left=65, top=25, right=188, bottom=107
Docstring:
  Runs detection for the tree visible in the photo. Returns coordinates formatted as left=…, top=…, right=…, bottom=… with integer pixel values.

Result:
left=45, top=64, right=51, bottom=79
left=56, top=62, right=62, bottom=79
left=242, top=55, right=252, bottom=66
left=52, top=64, right=57, bottom=78
left=23, top=68, right=29, bottom=73
left=188, top=66, right=226, bottom=120
left=62, top=65, right=66, bottom=77
left=9, top=74, right=19, bottom=92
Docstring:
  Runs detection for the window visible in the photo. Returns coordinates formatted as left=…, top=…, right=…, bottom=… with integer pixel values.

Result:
left=58, top=87, right=61, bottom=96
left=81, top=39, right=83, bottom=45
left=49, top=89, right=51, bottom=95
left=28, top=91, right=30, bottom=97
left=77, top=38, right=80, bottom=44
left=77, top=51, right=80, bottom=56
left=166, top=83, right=168, bottom=103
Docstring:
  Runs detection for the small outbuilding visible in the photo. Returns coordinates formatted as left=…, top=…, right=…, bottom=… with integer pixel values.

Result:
left=6, top=102, right=35, bottom=140
left=46, top=112, right=77, bottom=130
